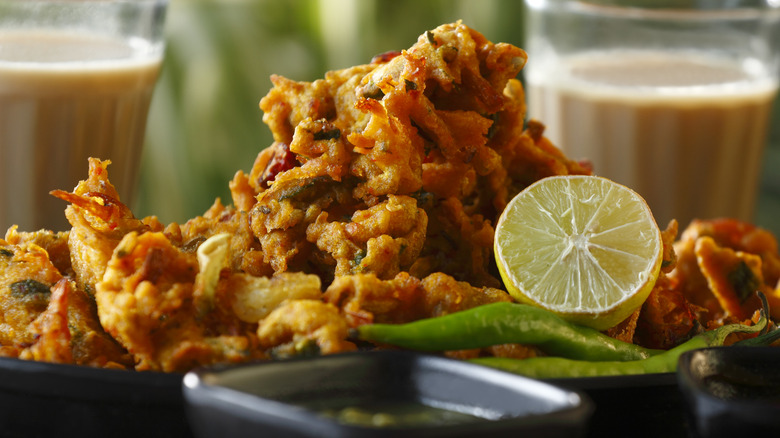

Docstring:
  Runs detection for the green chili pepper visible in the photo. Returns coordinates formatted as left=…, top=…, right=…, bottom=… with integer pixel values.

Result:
left=470, top=294, right=774, bottom=378
left=733, top=323, right=780, bottom=346
left=354, top=302, right=662, bottom=361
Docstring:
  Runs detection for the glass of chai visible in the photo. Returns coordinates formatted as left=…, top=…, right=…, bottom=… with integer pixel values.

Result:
left=523, top=0, right=780, bottom=228
left=0, top=0, right=168, bottom=232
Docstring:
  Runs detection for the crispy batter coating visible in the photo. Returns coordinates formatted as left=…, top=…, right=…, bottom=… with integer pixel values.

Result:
left=176, top=198, right=271, bottom=277
left=18, top=279, right=73, bottom=364
left=0, top=241, right=66, bottom=348
left=323, top=272, right=428, bottom=327
left=418, top=272, right=512, bottom=317
left=306, top=195, right=428, bottom=280
left=629, top=220, right=701, bottom=349
left=4, top=227, right=72, bottom=276
left=51, top=158, right=156, bottom=295
left=242, top=21, right=588, bottom=286
left=96, top=231, right=265, bottom=372
left=0, top=238, right=130, bottom=367
left=695, top=236, right=767, bottom=321
left=257, top=299, right=357, bottom=357
left=323, top=271, right=511, bottom=326
left=671, top=218, right=780, bottom=324
left=634, top=275, right=700, bottom=350
left=410, top=197, right=500, bottom=288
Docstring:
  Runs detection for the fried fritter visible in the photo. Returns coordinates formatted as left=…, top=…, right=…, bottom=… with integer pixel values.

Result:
left=323, top=271, right=510, bottom=326
left=243, top=21, right=588, bottom=288
left=410, top=197, right=500, bottom=288
left=4, top=227, right=72, bottom=276
left=0, top=240, right=66, bottom=348
left=0, top=238, right=130, bottom=367
left=51, top=158, right=157, bottom=295
left=175, top=198, right=271, bottom=277
left=96, top=231, right=264, bottom=372
left=323, top=271, right=427, bottom=326
left=671, top=218, right=780, bottom=323
left=257, top=299, right=357, bottom=358
left=19, top=279, right=73, bottom=364
left=306, top=195, right=428, bottom=279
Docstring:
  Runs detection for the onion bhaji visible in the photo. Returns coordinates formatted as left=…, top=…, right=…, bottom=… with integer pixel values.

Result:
left=0, top=22, right=777, bottom=371
left=237, top=21, right=590, bottom=287
left=670, top=218, right=780, bottom=325
left=0, top=231, right=130, bottom=367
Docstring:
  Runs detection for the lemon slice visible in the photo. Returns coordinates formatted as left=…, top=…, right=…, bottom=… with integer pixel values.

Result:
left=494, top=175, right=663, bottom=331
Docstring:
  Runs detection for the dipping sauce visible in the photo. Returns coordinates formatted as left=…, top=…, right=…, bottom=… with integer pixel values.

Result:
left=526, top=51, right=778, bottom=228
left=0, top=30, right=162, bottom=231
left=308, top=399, right=495, bottom=428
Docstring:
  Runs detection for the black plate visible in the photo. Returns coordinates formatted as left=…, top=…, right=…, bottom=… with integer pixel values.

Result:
left=550, top=372, right=688, bottom=438
left=0, top=357, right=191, bottom=438
left=0, top=355, right=686, bottom=438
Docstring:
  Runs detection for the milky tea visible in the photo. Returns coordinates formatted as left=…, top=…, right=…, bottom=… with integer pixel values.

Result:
left=0, top=30, right=162, bottom=232
left=526, top=50, right=778, bottom=228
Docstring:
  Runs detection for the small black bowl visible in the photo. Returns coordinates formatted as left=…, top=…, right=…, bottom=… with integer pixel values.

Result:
left=183, top=351, right=593, bottom=438
left=677, top=346, right=780, bottom=438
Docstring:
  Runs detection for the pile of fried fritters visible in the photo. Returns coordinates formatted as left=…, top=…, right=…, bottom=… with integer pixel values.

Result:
left=1, top=22, right=778, bottom=372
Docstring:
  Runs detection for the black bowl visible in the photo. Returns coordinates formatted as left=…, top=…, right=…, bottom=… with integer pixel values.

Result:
left=183, top=351, right=593, bottom=438
left=677, top=346, right=780, bottom=438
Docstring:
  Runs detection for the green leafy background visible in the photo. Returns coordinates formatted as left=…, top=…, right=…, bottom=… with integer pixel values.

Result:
left=136, top=0, right=780, bottom=237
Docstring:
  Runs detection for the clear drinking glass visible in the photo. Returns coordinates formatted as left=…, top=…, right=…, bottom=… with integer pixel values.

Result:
left=523, top=0, right=780, bottom=228
left=0, top=0, right=168, bottom=232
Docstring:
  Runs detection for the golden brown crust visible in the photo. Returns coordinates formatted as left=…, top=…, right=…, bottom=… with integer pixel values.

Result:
left=671, top=218, right=780, bottom=323
left=245, top=21, right=549, bottom=286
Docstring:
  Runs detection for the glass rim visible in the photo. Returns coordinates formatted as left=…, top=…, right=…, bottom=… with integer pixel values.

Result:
left=526, top=0, right=780, bottom=18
